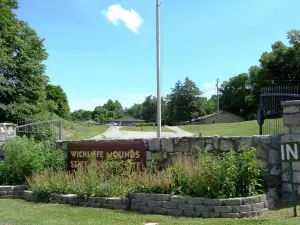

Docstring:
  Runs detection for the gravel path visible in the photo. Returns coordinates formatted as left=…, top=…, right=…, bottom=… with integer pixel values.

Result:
left=91, top=126, right=194, bottom=140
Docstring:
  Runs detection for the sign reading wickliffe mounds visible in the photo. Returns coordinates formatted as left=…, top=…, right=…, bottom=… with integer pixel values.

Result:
left=67, top=140, right=147, bottom=171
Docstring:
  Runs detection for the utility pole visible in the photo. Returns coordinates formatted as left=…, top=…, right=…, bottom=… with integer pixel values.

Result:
left=216, top=79, right=220, bottom=123
left=156, top=0, right=161, bottom=138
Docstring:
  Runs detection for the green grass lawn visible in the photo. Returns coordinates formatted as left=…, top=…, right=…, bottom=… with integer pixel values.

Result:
left=120, top=126, right=174, bottom=133
left=180, top=119, right=283, bottom=137
left=180, top=120, right=260, bottom=136
left=62, top=122, right=108, bottom=140
left=0, top=200, right=299, bottom=225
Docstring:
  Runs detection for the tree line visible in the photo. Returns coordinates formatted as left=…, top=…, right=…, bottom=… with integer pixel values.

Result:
left=2, top=1, right=300, bottom=125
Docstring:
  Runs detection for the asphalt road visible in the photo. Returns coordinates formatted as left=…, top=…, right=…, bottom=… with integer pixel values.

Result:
left=91, top=126, right=194, bottom=140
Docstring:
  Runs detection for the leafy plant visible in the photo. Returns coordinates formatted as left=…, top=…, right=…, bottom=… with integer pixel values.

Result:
left=3, top=136, right=64, bottom=184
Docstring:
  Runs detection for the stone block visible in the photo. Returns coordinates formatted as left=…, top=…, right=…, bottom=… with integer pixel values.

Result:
left=282, top=194, right=292, bottom=201
left=292, top=162, right=300, bottom=171
left=257, top=194, right=266, bottom=202
left=239, top=205, right=251, bottom=212
left=267, top=198, right=275, bottom=209
left=0, top=191, right=7, bottom=196
left=214, top=206, right=232, bottom=213
left=12, top=185, right=26, bottom=190
left=251, top=202, right=264, bottom=211
left=283, top=126, right=291, bottom=134
left=0, top=195, right=14, bottom=199
left=130, top=205, right=139, bottom=211
left=267, top=188, right=277, bottom=198
left=223, top=198, right=242, bottom=206
left=167, top=209, right=183, bottom=216
left=242, top=196, right=258, bottom=205
left=174, top=141, right=191, bottom=153
left=162, top=201, right=178, bottom=209
left=161, top=138, right=174, bottom=152
left=270, top=164, right=281, bottom=176
left=213, top=136, right=219, bottom=149
left=195, top=205, right=212, bottom=212
left=184, top=211, right=195, bottom=217
left=154, top=194, right=170, bottom=201
left=238, top=137, right=252, bottom=148
left=170, top=195, right=186, bottom=204
left=281, top=134, right=292, bottom=142
left=271, top=135, right=281, bottom=148
left=103, top=204, right=114, bottom=209
left=90, top=203, right=102, bottom=208
left=240, top=212, right=250, bottom=218
left=257, top=208, right=268, bottom=217
left=0, top=186, right=14, bottom=191
left=138, top=206, right=153, bottom=213
left=147, top=200, right=162, bottom=207
left=88, top=197, right=98, bottom=204
left=179, top=204, right=194, bottom=211
left=204, top=198, right=223, bottom=206
left=204, top=137, right=213, bottom=144
left=221, top=213, right=239, bottom=218
left=148, top=139, right=160, bottom=151
left=131, top=199, right=147, bottom=206
left=283, top=106, right=300, bottom=114
left=219, top=139, right=234, bottom=151
left=153, top=207, right=167, bottom=215
left=260, top=136, right=271, bottom=144
left=114, top=204, right=127, bottom=210
left=122, top=198, right=129, bottom=205
left=282, top=183, right=293, bottom=193
left=250, top=211, right=258, bottom=217
left=232, top=206, right=239, bottom=213
left=268, top=149, right=279, bottom=165
left=192, top=140, right=205, bottom=150
left=256, top=145, right=268, bottom=159
left=290, top=126, right=300, bottom=134
left=187, top=197, right=204, bottom=205
left=201, top=212, right=220, bottom=218
left=107, top=197, right=122, bottom=205
left=283, top=113, right=300, bottom=126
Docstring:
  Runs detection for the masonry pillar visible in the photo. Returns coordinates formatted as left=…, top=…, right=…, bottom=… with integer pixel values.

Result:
left=281, top=100, right=300, bottom=202
left=0, top=123, right=17, bottom=161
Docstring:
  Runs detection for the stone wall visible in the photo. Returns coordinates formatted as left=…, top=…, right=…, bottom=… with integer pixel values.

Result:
left=0, top=123, right=17, bottom=161
left=57, top=134, right=282, bottom=198
left=21, top=190, right=268, bottom=218
left=281, top=100, right=300, bottom=202
left=0, top=185, right=26, bottom=199
left=130, top=193, right=268, bottom=218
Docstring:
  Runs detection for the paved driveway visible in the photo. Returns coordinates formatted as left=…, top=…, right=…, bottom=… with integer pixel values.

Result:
left=91, top=126, right=194, bottom=140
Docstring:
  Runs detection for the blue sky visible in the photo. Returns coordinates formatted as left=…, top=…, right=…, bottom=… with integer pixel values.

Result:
left=16, top=0, right=300, bottom=111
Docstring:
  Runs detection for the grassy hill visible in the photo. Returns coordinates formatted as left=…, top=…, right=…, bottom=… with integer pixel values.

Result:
left=180, top=120, right=260, bottom=136
left=62, top=120, right=108, bottom=140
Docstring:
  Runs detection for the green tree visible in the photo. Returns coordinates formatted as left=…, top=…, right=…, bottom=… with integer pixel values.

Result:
left=126, top=103, right=143, bottom=119
left=219, top=73, right=251, bottom=118
left=103, top=99, right=124, bottom=118
left=92, top=106, right=115, bottom=124
left=45, top=84, right=70, bottom=118
left=0, top=0, right=48, bottom=122
left=71, top=110, right=92, bottom=121
left=166, top=77, right=204, bottom=124
left=142, top=95, right=157, bottom=123
left=205, top=95, right=217, bottom=115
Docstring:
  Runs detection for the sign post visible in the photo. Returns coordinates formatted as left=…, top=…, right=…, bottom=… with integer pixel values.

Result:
left=279, top=141, right=299, bottom=217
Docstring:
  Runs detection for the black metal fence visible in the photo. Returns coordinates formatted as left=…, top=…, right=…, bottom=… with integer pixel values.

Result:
left=259, top=84, right=300, bottom=135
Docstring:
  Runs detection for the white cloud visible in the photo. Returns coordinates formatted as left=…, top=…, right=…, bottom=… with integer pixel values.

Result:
left=102, top=4, right=143, bottom=33
left=69, top=93, right=151, bottom=112
left=203, top=81, right=216, bottom=88
left=202, top=81, right=217, bottom=98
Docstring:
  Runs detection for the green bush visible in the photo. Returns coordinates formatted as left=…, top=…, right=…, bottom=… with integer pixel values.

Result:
left=2, top=136, right=64, bottom=184
left=26, top=146, right=263, bottom=199
left=136, top=122, right=155, bottom=127
left=169, top=147, right=262, bottom=198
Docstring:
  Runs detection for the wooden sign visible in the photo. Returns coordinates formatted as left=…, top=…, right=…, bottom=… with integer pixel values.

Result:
left=67, top=140, right=147, bottom=171
left=279, top=141, right=300, bottom=162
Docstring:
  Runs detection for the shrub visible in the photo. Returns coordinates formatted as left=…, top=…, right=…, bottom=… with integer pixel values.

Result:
left=136, top=122, right=155, bottom=127
left=2, top=136, right=64, bottom=184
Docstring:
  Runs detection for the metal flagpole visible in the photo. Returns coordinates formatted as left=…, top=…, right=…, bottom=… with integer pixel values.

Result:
left=156, top=0, right=161, bottom=138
